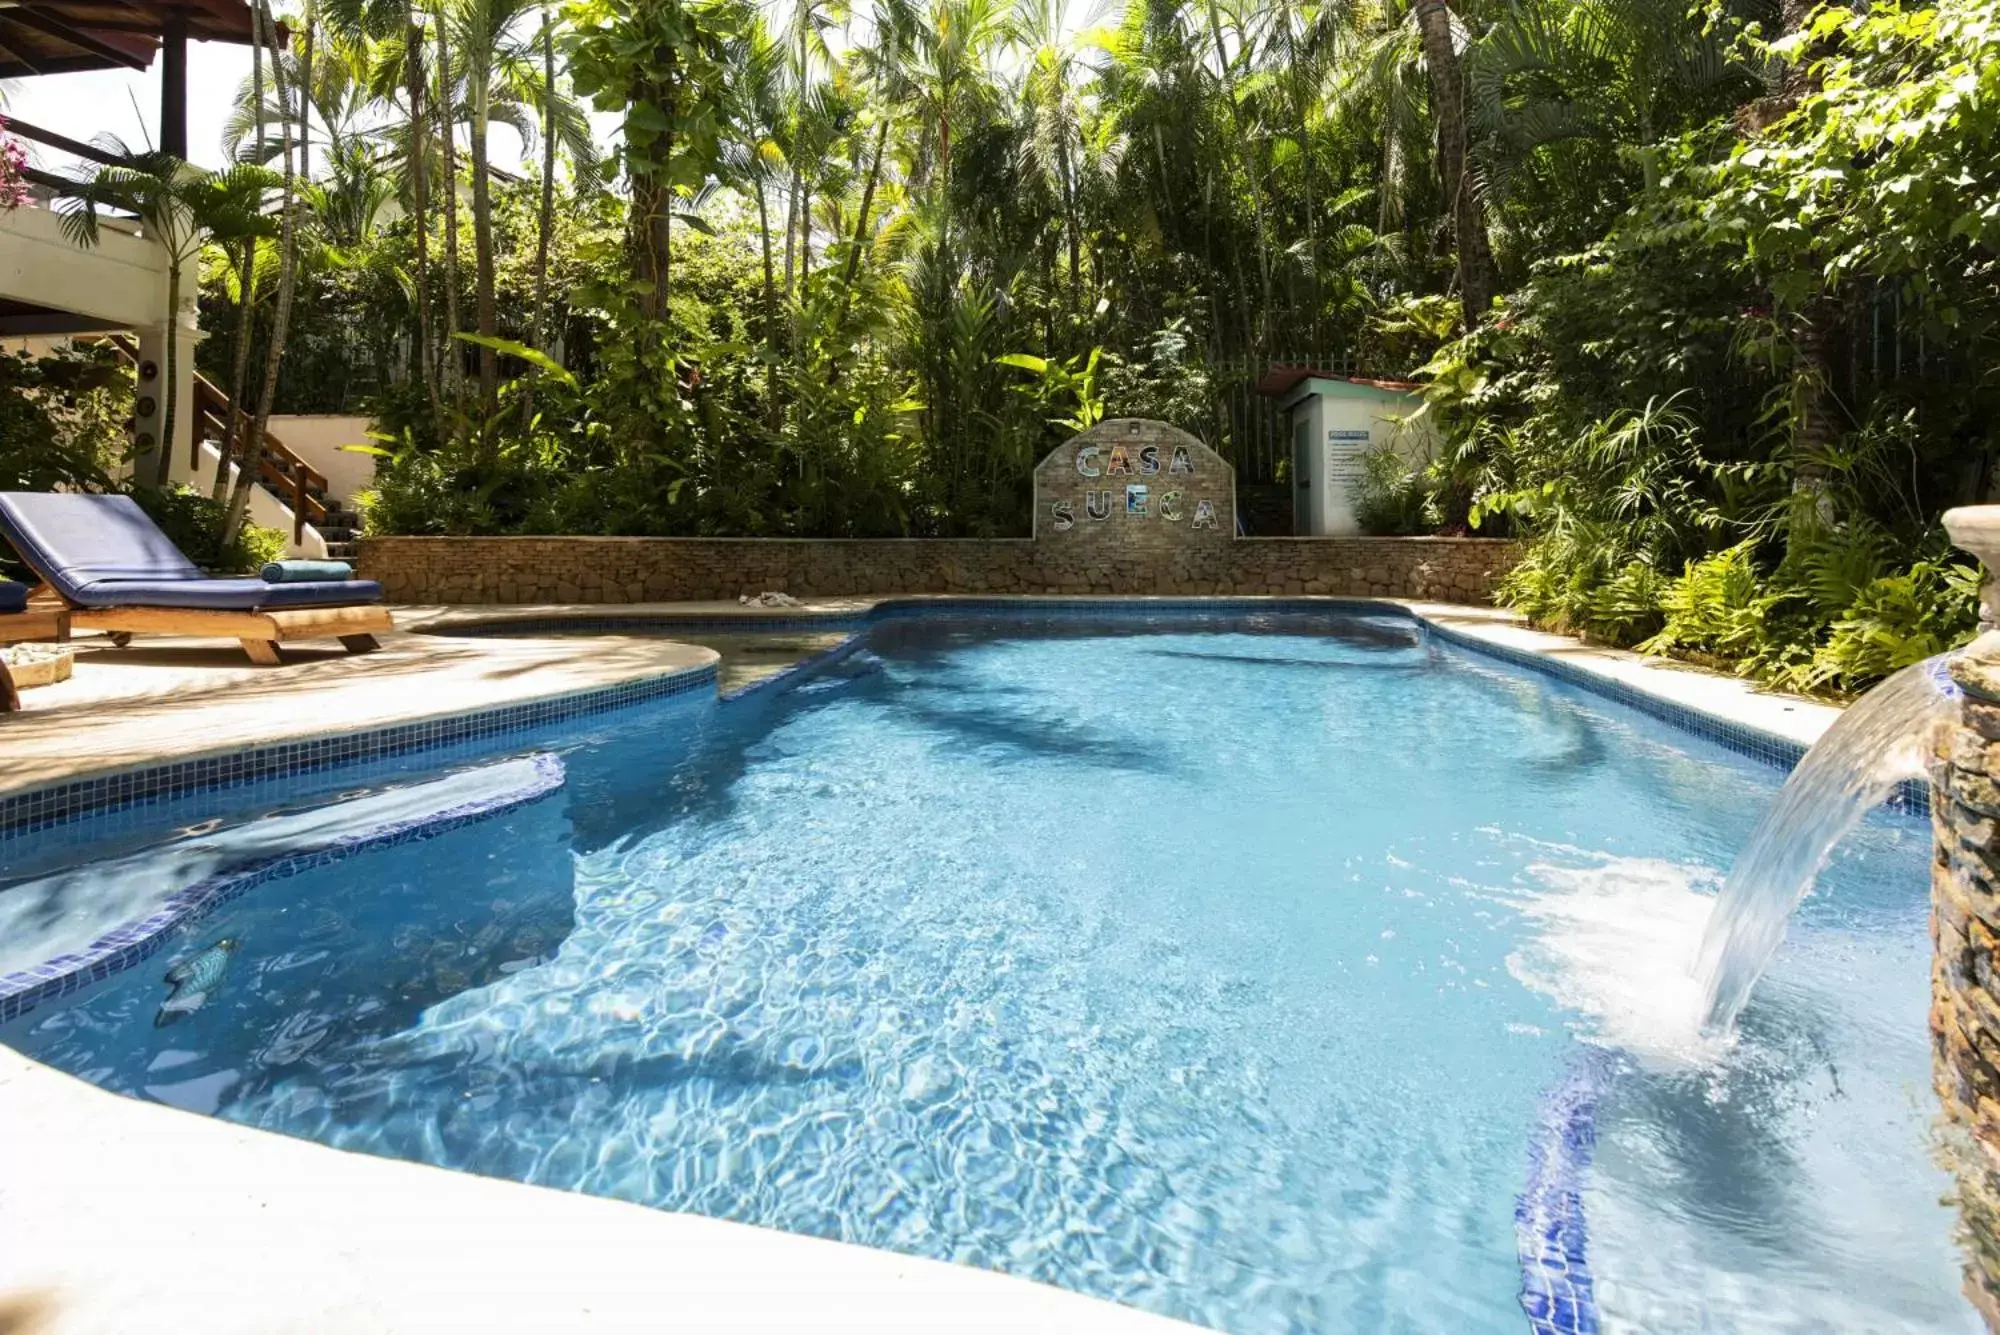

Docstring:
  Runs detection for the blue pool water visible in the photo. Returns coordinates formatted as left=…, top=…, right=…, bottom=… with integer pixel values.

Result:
left=0, top=611, right=1975, bottom=1332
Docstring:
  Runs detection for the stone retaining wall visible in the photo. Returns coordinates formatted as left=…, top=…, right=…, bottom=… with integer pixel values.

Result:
left=356, top=534, right=1521, bottom=605
left=1932, top=637, right=2000, bottom=1329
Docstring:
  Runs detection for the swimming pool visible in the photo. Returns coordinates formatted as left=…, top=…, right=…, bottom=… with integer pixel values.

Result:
left=0, top=608, right=1973, bottom=1333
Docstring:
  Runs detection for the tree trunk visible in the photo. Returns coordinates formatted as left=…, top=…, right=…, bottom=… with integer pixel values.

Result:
left=156, top=262, right=182, bottom=489
left=782, top=168, right=800, bottom=306
left=226, top=1, right=301, bottom=544
left=435, top=6, right=464, bottom=432
left=755, top=174, right=780, bottom=427
left=298, top=0, right=314, bottom=180
left=832, top=114, right=888, bottom=336
left=470, top=86, right=498, bottom=417
left=631, top=55, right=675, bottom=324
left=1738, top=0, right=1837, bottom=507
left=212, top=236, right=258, bottom=502
left=1205, top=0, right=1274, bottom=352
left=527, top=7, right=558, bottom=427
left=1415, top=0, right=1499, bottom=328
left=406, top=12, right=439, bottom=425
left=215, top=9, right=271, bottom=502
left=1788, top=301, right=1840, bottom=509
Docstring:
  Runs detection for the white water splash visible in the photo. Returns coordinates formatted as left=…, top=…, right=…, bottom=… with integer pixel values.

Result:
left=1694, top=657, right=1957, bottom=1034
left=1507, top=855, right=1726, bottom=1066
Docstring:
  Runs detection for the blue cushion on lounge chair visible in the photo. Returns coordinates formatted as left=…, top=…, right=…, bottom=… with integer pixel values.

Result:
left=0, top=492, right=382, bottom=611
left=72, top=577, right=384, bottom=610
left=0, top=580, right=26, bottom=615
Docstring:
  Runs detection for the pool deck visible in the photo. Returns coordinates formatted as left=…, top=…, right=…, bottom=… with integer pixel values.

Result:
left=0, top=595, right=1843, bottom=1332
left=0, top=1046, right=1193, bottom=1333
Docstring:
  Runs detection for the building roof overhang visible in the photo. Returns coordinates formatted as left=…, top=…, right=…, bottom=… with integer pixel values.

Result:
left=0, top=1, right=264, bottom=80
left=1255, top=366, right=1424, bottom=400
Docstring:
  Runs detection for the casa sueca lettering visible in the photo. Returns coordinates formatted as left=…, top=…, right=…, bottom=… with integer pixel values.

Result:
left=1058, top=441, right=1215, bottom=531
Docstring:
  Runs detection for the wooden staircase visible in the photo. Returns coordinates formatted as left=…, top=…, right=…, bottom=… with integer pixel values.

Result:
left=319, top=506, right=362, bottom=561
left=105, top=335, right=332, bottom=545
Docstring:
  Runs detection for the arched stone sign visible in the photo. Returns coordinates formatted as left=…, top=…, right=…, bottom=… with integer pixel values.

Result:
left=1033, top=419, right=1235, bottom=556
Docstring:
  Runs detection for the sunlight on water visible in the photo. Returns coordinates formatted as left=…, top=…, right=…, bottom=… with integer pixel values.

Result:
left=0, top=614, right=1968, bottom=1333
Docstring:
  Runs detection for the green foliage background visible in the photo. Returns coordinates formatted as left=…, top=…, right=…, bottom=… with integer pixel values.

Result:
left=152, top=0, right=2000, bottom=692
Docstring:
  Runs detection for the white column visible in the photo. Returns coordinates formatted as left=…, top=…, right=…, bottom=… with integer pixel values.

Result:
left=132, top=288, right=201, bottom=489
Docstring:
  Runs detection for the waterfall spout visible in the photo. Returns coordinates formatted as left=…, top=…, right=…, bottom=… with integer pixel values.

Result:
left=1694, top=656, right=1958, bottom=1034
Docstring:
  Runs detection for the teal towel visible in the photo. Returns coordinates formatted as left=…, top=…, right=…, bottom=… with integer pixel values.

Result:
left=260, top=559, right=354, bottom=584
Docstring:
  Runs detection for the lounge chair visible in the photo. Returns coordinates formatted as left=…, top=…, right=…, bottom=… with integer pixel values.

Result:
left=0, top=492, right=391, bottom=665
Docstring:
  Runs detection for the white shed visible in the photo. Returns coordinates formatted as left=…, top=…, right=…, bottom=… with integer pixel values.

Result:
left=1263, top=371, right=1439, bottom=536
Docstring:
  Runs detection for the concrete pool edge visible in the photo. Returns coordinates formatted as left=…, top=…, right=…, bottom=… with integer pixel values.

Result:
left=0, top=1045, right=1203, bottom=1334
left=0, top=653, right=716, bottom=841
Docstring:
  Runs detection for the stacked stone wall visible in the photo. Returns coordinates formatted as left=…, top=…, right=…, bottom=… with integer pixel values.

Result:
left=357, top=419, right=1518, bottom=606
left=1933, top=640, right=2000, bottom=1328
left=356, top=534, right=1519, bottom=605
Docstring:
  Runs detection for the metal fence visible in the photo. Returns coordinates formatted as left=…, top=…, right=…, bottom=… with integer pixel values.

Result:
left=1208, top=351, right=1377, bottom=486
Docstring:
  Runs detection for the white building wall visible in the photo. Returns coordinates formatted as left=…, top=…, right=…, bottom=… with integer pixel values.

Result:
left=269, top=414, right=378, bottom=506
left=1285, top=381, right=1441, bottom=536
left=0, top=203, right=197, bottom=469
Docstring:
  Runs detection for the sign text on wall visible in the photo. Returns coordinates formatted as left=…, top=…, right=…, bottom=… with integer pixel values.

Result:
left=1049, top=440, right=1219, bottom=532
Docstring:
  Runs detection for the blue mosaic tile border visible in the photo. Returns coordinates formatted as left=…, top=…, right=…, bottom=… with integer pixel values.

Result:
left=1414, top=616, right=1929, bottom=816
left=1517, top=1055, right=1607, bottom=1335
left=0, top=753, right=567, bottom=1024
left=0, top=661, right=713, bottom=842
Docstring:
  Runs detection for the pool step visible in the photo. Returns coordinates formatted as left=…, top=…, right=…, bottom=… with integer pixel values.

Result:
left=0, top=754, right=566, bottom=1022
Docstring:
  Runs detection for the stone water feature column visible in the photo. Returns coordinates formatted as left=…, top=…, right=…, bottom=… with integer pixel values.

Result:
left=1931, top=505, right=2000, bottom=1328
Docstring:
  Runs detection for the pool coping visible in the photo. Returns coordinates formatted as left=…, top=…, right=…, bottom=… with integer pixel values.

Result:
left=0, top=657, right=715, bottom=843
left=0, top=1044, right=1204, bottom=1334
left=424, top=594, right=1843, bottom=765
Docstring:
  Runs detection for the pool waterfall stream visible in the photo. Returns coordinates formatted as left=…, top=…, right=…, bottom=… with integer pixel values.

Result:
left=1695, top=654, right=1958, bottom=1035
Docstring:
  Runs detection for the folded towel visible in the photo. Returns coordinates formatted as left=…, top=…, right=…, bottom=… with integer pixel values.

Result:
left=261, top=559, right=354, bottom=584
left=0, top=580, right=27, bottom=615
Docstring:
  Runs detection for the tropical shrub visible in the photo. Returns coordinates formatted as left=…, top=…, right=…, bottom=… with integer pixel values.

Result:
left=130, top=486, right=287, bottom=574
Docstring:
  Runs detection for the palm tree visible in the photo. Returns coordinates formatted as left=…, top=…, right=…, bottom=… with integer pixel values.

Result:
left=778, top=0, right=847, bottom=303
left=59, top=153, right=273, bottom=490
left=444, top=0, right=533, bottom=411
left=226, top=0, right=306, bottom=544
left=1412, top=0, right=1498, bottom=325
left=722, top=17, right=789, bottom=416
left=325, top=0, right=444, bottom=418
left=531, top=2, right=559, bottom=365
left=906, top=0, right=1009, bottom=251
left=1011, top=0, right=1099, bottom=323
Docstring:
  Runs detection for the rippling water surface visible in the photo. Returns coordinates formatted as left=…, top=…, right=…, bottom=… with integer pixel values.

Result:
left=1, top=612, right=1974, bottom=1332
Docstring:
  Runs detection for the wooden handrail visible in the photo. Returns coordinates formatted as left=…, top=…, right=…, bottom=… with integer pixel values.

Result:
left=104, top=333, right=329, bottom=544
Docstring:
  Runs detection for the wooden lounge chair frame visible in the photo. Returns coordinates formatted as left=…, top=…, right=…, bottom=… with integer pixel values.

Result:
left=22, top=583, right=392, bottom=665
left=1, top=598, right=65, bottom=711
